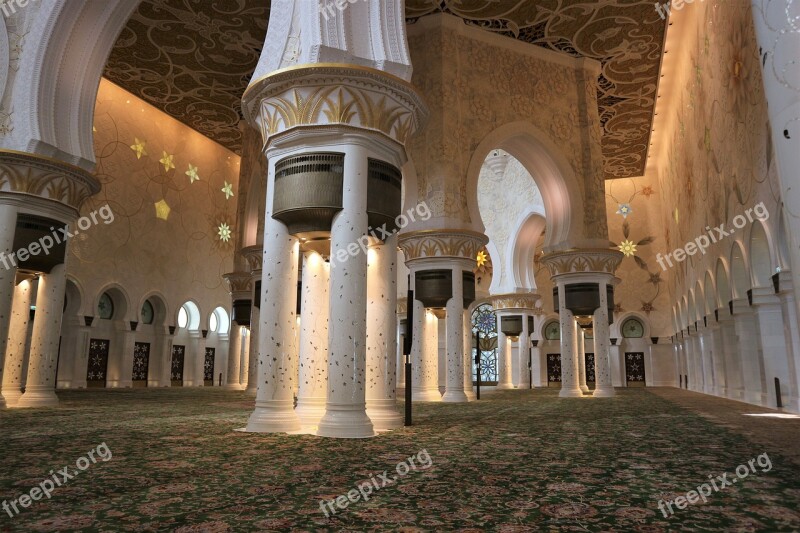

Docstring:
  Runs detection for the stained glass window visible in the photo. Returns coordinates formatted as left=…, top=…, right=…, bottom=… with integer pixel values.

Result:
left=471, top=304, right=498, bottom=383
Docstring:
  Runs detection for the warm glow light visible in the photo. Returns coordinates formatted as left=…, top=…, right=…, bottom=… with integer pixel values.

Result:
left=743, top=413, right=800, bottom=419
left=155, top=199, right=171, bottom=220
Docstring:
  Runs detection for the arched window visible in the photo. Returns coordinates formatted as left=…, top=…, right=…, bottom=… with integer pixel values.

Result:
left=544, top=320, right=560, bottom=340
left=621, top=317, right=645, bottom=338
left=177, top=302, right=201, bottom=331
left=141, top=300, right=155, bottom=325
left=209, top=307, right=230, bottom=334
left=471, top=304, right=498, bottom=384
left=98, top=292, right=114, bottom=320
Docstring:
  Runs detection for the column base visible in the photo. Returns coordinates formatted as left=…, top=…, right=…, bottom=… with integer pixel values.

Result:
left=246, top=400, right=301, bottom=433
left=223, top=384, right=245, bottom=391
left=295, top=397, right=327, bottom=428
left=1, top=389, right=21, bottom=407
left=559, top=387, right=584, bottom=398
left=366, top=399, right=403, bottom=431
left=464, top=387, right=477, bottom=401
left=16, top=387, right=59, bottom=408
left=316, top=403, right=375, bottom=439
left=579, top=385, right=590, bottom=393
left=245, top=385, right=257, bottom=396
left=593, top=388, right=615, bottom=398
left=496, top=383, right=515, bottom=390
left=441, top=389, right=469, bottom=403
left=411, top=388, right=442, bottom=402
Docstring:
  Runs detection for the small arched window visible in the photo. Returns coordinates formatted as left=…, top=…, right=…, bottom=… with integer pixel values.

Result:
left=177, top=302, right=201, bottom=330
left=621, top=318, right=645, bottom=338
left=544, top=320, right=560, bottom=340
left=98, top=293, right=114, bottom=320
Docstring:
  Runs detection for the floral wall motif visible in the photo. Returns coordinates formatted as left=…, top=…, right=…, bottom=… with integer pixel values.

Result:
left=67, top=79, right=240, bottom=321
left=652, top=1, right=782, bottom=317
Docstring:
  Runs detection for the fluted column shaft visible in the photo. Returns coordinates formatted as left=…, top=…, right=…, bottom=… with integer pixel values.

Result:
left=443, top=262, right=467, bottom=402
left=577, top=329, right=588, bottom=393
left=225, top=326, right=244, bottom=389
left=557, top=281, right=582, bottom=398
left=496, top=329, right=513, bottom=389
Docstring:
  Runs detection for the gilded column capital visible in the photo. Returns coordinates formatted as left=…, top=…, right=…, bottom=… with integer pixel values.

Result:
left=490, top=293, right=541, bottom=312
left=223, top=272, right=253, bottom=300
left=242, top=64, right=428, bottom=150
left=0, top=149, right=101, bottom=211
left=540, top=248, right=623, bottom=280
left=239, top=245, right=263, bottom=273
left=398, top=229, right=488, bottom=265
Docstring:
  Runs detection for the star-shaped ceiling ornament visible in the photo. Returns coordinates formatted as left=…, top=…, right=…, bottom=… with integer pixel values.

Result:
left=618, top=239, right=637, bottom=257
left=616, top=204, right=633, bottom=218
left=221, top=181, right=234, bottom=200
left=476, top=250, right=488, bottom=268
left=186, top=164, right=200, bottom=184
left=130, top=138, right=147, bottom=159
left=160, top=151, right=175, bottom=172
left=154, top=199, right=171, bottom=220
left=217, top=222, right=232, bottom=242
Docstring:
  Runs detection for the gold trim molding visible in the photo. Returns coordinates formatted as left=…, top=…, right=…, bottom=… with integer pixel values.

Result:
left=239, top=245, right=263, bottom=273
left=398, top=229, right=488, bottom=262
left=491, top=293, right=541, bottom=311
left=0, top=149, right=101, bottom=210
left=223, top=271, right=253, bottom=297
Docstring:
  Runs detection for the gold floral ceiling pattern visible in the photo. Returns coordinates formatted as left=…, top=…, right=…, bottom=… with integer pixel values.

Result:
left=106, top=0, right=665, bottom=176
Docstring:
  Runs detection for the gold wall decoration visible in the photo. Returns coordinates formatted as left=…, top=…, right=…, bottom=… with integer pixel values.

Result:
left=491, top=293, right=541, bottom=311
left=399, top=229, right=488, bottom=262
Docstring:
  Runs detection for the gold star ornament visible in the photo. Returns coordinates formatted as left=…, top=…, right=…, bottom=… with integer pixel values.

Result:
left=155, top=199, right=171, bottom=220
left=476, top=250, right=488, bottom=268
left=186, top=164, right=200, bottom=184
left=217, top=223, right=232, bottom=242
left=618, top=240, right=637, bottom=257
left=130, top=138, right=147, bottom=159
left=160, top=151, right=175, bottom=172
left=221, top=181, right=234, bottom=200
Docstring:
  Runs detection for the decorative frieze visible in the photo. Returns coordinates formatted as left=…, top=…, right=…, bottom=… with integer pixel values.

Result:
left=239, top=245, right=263, bottom=273
left=491, top=293, right=541, bottom=311
left=242, top=64, right=429, bottom=148
left=222, top=271, right=253, bottom=299
left=398, top=229, right=488, bottom=263
left=540, top=248, right=623, bottom=278
left=0, top=150, right=100, bottom=210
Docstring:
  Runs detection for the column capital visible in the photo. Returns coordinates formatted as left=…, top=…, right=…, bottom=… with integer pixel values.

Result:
left=490, top=292, right=541, bottom=312
left=222, top=272, right=253, bottom=300
left=540, top=248, right=623, bottom=280
left=243, top=64, right=429, bottom=152
left=0, top=149, right=100, bottom=211
left=240, top=245, right=263, bottom=273
left=399, top=229, right=488, bottom=266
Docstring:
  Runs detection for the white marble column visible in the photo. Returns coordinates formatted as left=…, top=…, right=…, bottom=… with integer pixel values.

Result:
left=150, top=326, right=168, bottom=387
left=246, top=156, right=302, bottom=433
left=557, top=283, right=582, bottom=397
left=225, top=325, right=244, bottom=390
left=518, top=314, right=531, bottom=389
left=0, top=204, right=18, bottom=408
left=717, top=307, right=744, bottom=400
left=245, top=315, right=258, bottom=395
left=708, top=319, right=729, bottom=397
left=2, top=279, right=34, bottom=406
left=496, top=328, right=514, bottom=389
left=396, top=318, right=405, bottom=391
left=592, top=280, right=615, bottom=397
left=296, top=251, right=330, bottom=428
left=443, top=263, right=467, bottom=402
left=752, top=288, right=792, bottom=408
left=776, top=272, right=800, bottom=412
left=577, top=329, right=588, bottom=393
left=697, top=323, right=715, bottom=394
left=116, top=326, right=136, bottom=388
left=412, top=303, right=442, bottom=401
left=462, top=309, right=476, bottom=400
left=751, top=0, right=800, bottom=324
left=732, top=299, right=766, bottom=406
left=317, top=145, right=373, bottom=438
left=17, top=264, right=67, bottom=407
left=366, top=236, right=403, bottom=429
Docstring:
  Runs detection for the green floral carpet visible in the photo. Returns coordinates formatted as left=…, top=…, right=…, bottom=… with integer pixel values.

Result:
left=1, top=388, right=799, bottom=532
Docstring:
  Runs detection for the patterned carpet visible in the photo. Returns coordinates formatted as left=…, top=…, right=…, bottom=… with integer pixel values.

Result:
left=1, top=388, right=799, bottom=532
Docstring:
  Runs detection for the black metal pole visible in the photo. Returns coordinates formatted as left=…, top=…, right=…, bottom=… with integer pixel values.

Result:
left=404, top=275, right=414, bottom=426
left=475, top=329, right=481, bottom=400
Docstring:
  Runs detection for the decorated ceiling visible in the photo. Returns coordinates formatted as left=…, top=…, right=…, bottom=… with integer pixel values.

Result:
left=106, top=0, right=667, bottom=177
